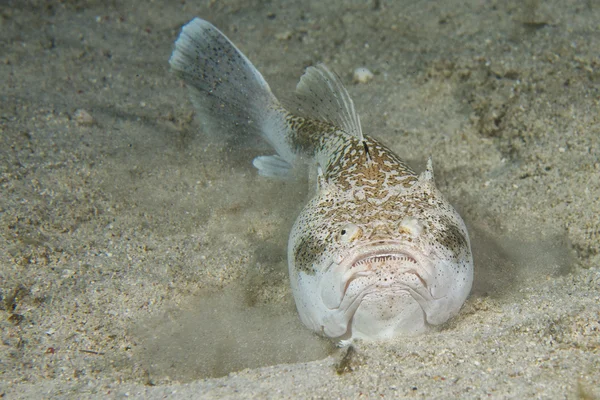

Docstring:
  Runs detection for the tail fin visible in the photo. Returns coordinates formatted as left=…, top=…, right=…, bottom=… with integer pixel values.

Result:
left=169, top=18, right=293, bottom=165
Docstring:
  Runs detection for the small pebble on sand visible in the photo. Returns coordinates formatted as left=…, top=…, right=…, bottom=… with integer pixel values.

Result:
left=74, top=109, right=95, bottom=125
left=353, top=67, right=374, bottom=84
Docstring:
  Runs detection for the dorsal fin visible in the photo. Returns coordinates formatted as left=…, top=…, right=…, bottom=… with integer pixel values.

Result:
left=289, top=64, right=364, bottom=140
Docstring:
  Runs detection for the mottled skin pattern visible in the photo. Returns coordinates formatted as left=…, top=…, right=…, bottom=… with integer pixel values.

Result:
left=286, top=113, right=473, bottom=341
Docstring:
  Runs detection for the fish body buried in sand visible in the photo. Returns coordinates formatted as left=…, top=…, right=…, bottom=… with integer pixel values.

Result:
left=170, top=18, right=474, bottom=342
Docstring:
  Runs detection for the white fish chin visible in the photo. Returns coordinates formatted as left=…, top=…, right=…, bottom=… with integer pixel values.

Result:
left=350, top=288, right=429, bottom=340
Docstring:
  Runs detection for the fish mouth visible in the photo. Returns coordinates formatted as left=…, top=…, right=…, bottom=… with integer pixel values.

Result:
left=320, top=242, right=435, bottom=309
left=340, top=243, right=433, bottom=290
left=351, top=252, right=427, bottom=287
left=319, top=242, right=436, bottom=338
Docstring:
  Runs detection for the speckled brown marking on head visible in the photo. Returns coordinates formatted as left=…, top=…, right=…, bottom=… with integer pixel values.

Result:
left=293, top=232, right=326, bottom=275
left=435, top=215, right=469, bottom=258
left=286, top=110, right=417, bottom=187
left=323, top=136, right=417, bottom=192
left=311, top=129, right=420, bottom=232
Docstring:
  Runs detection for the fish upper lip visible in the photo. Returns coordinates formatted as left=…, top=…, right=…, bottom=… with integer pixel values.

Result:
left=340, top=242, right=424, bottom=270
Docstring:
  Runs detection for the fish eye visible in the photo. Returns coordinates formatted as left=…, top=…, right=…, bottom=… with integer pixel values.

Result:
left=338, top=223, right=361, bottom=243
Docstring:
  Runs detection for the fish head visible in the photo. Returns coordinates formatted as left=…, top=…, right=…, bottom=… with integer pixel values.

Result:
left=288, top=159, right=473, bottom=341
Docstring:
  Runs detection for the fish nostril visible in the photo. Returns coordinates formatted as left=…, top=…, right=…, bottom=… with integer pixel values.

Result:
left=368, top=224, right=396, bottom=241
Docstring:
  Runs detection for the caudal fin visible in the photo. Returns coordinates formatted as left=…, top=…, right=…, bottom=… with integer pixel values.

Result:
left=169, top=18, right=293, bottom=166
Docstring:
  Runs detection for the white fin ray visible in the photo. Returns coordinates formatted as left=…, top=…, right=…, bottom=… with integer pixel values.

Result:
left=252, top=155, right=293, bottom=179
left=289, top=64, right=364, bottom=140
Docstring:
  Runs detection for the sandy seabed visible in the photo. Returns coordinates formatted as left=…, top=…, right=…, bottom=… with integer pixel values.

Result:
left=1, top=0, right=599, bottom=398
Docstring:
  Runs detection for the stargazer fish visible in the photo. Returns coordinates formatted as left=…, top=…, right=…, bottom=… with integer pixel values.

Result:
left=169, top=18, right=474, bottom=341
